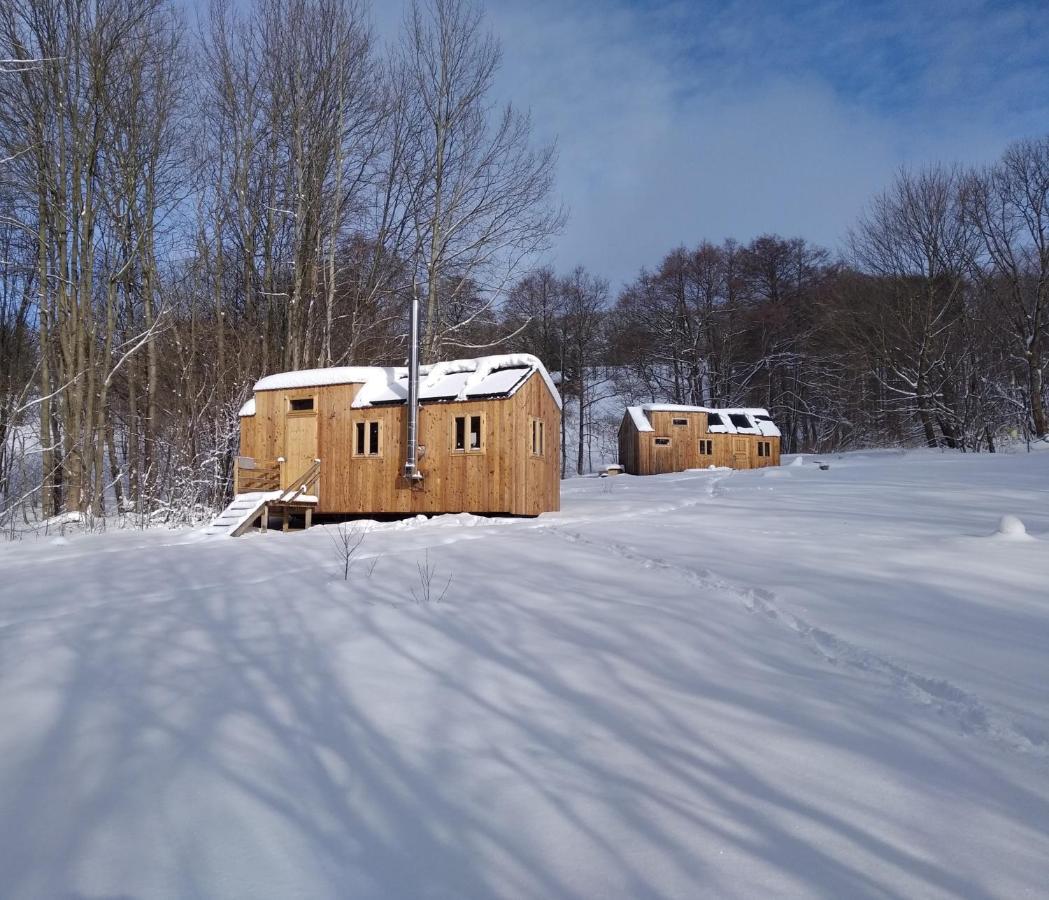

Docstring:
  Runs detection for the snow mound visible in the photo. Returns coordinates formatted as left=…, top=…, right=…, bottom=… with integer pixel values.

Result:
left=994, top=514, right=1036, bottom=541
left=789, top=455, right=805, bottom=467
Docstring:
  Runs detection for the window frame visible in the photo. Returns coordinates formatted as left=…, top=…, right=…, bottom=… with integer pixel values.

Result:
left=451, top=412, right=486, bottom=454
left=698, top=439, right=713, bottom=456
left=287, top=394, right=317, bottom=415
left=353, top=419, right=383, bottom=458
left=654, top=437, right=671, bottom=447
left=529, top=417, right=546, bottom=458
left=672, top=417, right=688, bottom=426
left=757, top=440, right=771, bottom=458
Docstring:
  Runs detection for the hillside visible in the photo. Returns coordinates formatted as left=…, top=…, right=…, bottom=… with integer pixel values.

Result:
left=1, top=450, right=1047, bottom=899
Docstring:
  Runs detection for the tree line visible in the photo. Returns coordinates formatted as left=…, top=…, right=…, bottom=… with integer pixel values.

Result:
left=1, top=0, right=1047, bottom=531
left=500, top=152, right=1049, bottom=474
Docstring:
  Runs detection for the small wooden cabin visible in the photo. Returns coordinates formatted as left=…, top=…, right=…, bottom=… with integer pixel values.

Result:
left=618, top=405, right=781, bottom=475
left=236, top=354, right=561, bottom=518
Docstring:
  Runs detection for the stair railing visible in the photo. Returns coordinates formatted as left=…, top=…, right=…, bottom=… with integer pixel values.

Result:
left=235, top=457, right=281, bottom=493
left=276, top=458, right=321, bottom=504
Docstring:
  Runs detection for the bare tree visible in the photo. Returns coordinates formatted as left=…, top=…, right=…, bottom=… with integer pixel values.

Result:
left=560, top=267, right=608, bottom=476
left=964, top=137, right=1049, bottom=439
left=0, top=0, right=187, bottom=516
left=400, top=0, right=562, bottom=362
left=847, top=166, right=976, bottom=447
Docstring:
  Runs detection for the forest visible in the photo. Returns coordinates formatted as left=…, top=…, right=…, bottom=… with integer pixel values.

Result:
left=1, top=0, right=1048, bottom=530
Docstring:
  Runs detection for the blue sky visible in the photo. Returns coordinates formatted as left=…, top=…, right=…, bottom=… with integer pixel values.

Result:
left=381, top=0, right=1049, bottom=285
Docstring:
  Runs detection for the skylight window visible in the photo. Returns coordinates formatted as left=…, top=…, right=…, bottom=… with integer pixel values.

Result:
left=729, top=414, right=752, bottom=428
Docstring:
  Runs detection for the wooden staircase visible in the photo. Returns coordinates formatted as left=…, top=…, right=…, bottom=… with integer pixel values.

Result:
left=202, top=457, right=321, bottom=538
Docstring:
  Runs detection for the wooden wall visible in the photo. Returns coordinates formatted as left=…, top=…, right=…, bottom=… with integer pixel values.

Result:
left=513, top=372, right=561, bottom=515
left=238, top=372, right=561, bottom=516
left=618, top=410, right=780, bottom=475
left=617, top=418, right=640, bottom=475
left=239, top=413, right=259, bottom=460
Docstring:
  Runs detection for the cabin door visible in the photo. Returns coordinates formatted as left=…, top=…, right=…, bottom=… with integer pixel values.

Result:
left=284, top=414, right=318, bottom=490
left=732, top=437, right=750, bottom=470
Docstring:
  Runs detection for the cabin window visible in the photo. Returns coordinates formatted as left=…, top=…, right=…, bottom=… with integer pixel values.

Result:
left=707, top=413, right=723, bottom=427
left=654, top=437, right=671, bottom=446
left=729, top=413, right=752, bottom=428
left=672, top=417, right=688, bottom=426
left=289, top=397, right=315, bottom=412
left=698, top=439, right=713, bottom=455
left=354, top=420, right=382, bottom=457
left=453, top=414, right=484, bottom=453
left=757, top=440, right=771, bottom=458
left=530, top=417, right=545, bottom=457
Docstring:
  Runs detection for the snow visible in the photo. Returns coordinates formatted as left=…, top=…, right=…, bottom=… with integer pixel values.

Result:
left=627, top=404, right=782, bottom=437
left=636, top=402, right=711, bottom=414
left=994, top=513, right=1034, bottom=541
left=464, top=365, right=532, bottom=398
left=251, top=354, right=562, bottom=410
left=1, top=449, right=1048, bottom=898
left=352, top=367, right=407, bottom=406
left=239, top=397, right=256, bottom=417
left=708, top=407, right=780, bottom=437
left=627, top=405, right=654, bottom=432
left=201, top=490, right=284, bottom=537
left=254, top=365, right=384, bottom=393
left=425, top=369, right=474, bottom=400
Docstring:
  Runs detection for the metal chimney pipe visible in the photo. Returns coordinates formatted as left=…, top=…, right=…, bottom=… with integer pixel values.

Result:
left=404, top=284, right=423, bottom=482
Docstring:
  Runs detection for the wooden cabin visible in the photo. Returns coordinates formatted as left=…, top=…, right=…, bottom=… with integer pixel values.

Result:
left=618, top=405, right=781, bottom=475
left=236, top=354, right=561, bottom=519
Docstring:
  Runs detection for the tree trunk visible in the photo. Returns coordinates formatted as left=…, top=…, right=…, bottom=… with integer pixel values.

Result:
left=1029, top=354, right=1047, bottom=437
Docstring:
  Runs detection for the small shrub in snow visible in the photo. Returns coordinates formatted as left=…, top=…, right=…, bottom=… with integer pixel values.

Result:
left=411, top=549, right=452, bottom=603
left=328, top=523, right=368, bottom=580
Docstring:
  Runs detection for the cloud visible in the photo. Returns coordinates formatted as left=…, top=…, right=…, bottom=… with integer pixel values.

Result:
left=378, top=0, right=1049, bottom=287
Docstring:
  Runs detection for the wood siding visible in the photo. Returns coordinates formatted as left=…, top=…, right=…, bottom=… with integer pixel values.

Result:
left=239, top=413, right=259, bottom=460
left=284, top=413, right=319, bottom=488
left=618, top=409, right=780, bottom=475
left=238, top=372, right=560, bottom=516
left=513, top=372, right=562, bottom=515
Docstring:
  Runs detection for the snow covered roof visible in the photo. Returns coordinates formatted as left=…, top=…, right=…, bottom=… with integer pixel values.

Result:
left=625, top=404, right=780, bottom=437
left=239, top=398, right=256, bottom=417
left=712, top=408, right=781, bottom=437
left=625, top=404, right=708, bottom=433
left=252, top=354, right=561, bottom=410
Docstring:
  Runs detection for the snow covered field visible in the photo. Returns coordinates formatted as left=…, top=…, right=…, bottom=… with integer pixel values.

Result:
left=1, top=450, right=1047, bottom=899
